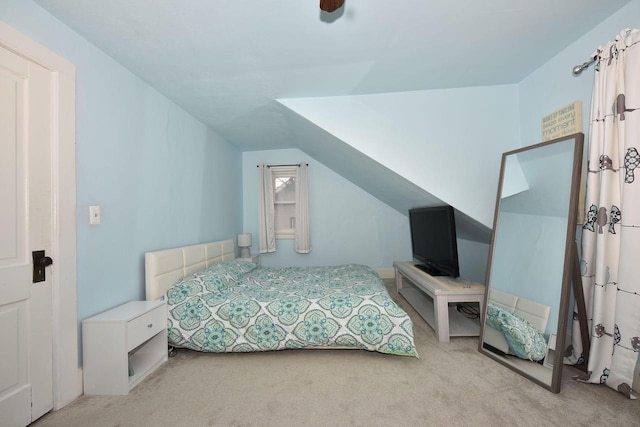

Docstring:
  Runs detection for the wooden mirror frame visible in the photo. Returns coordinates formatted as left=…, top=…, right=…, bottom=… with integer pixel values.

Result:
left=478, top=132, right=586, bottom=393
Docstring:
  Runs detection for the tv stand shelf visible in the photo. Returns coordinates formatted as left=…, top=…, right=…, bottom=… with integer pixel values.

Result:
left=393, top=261, right=485, bottom=343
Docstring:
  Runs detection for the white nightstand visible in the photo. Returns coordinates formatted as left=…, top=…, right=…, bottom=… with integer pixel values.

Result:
left=237, top=254, right=260, bottom=264
left=82, top=300, right=168, bottom=395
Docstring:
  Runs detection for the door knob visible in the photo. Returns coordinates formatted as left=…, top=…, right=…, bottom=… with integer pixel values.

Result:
left=32, top=250, right=54, bottom=283
left=39, top=256, right=53, bottom=267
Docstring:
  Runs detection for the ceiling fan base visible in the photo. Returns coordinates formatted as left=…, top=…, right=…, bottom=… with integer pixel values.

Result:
left=320, top=0, right=345, bottom=13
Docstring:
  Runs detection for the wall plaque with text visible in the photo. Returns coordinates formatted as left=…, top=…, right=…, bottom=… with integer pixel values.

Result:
left=541, top=101, right=582, bottom=141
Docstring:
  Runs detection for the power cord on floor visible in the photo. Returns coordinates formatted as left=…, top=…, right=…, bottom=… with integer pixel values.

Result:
left=456, top=302, right=480, bottom=319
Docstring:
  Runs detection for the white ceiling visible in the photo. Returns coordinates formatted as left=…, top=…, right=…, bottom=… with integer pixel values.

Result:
left=34, top=0, right=631, bottom=151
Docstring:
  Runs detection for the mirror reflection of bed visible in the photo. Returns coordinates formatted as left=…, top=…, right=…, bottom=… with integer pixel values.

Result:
left=482, top=288, right=554, bottom=384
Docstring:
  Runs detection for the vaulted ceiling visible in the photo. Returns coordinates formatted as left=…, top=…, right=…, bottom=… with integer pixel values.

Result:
left=33, top=0, right=632, bottom=241
left=35, top=0, right=630, bottom=151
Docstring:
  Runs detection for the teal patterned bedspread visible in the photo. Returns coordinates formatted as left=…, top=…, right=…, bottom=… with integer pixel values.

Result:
left=166, top=261, right=418, bottom=357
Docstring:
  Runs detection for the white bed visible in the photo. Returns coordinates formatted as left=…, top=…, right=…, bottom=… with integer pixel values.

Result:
left=144, top=239, right=418, bottom=357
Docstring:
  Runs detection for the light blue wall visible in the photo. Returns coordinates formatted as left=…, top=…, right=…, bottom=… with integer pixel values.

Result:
left=518, top=0, right=640, bottom=146
left=283, top=85, right=522, bottom=228
left=6, top=0, right=638, bottom=359
left=2, top=1, right=243, bottom=328
left=242, top=149, right=488, bottom=283
left=516, top=0, right=640, bottom=349
left=242, top=149, right=412, bottom=270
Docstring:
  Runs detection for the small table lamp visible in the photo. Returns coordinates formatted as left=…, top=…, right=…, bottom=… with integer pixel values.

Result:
left=237, top=233, right=252, bottom=258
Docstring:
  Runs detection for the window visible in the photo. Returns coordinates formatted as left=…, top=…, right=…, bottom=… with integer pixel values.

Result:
left=272, top=166, right=296, bottom=239
left=258, top=162, right=310, bottom=254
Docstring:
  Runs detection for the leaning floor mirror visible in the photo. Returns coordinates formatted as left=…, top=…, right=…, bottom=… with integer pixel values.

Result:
left=478, top=132, right=585, bottom=393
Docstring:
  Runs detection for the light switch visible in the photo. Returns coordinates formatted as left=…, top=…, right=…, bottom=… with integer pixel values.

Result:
left=89, top=205, right=101, bottom=225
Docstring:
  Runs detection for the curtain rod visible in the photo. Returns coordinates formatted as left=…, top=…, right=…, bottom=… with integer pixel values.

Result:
left=573, top=28, right=638, bottom=76
left=256, top=163, right=309, bottom=168
left=572, top=29, right=637, bottom=75
left=572, top=57, right=597, bottom=75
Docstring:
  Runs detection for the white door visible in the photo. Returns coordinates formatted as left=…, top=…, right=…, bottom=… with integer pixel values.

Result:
left=0, top=45, right=54, bottom=425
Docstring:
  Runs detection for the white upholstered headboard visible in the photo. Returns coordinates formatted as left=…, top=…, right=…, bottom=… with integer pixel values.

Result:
left=488, top=288, right=551, bottom=333
left=484, top=288, right=552, bottom=356
left=145, top=239, right=235, bottom=300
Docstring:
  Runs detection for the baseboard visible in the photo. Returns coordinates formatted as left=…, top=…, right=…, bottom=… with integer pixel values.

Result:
left=78, top=367, right=83, bottom=397
left=53, top=367, right=82, bottom=411
left=375, top=268, right=395, bottom=280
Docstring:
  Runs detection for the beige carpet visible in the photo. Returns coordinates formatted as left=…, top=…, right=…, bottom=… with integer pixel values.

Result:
left=33, top=282, right=639, bottom=427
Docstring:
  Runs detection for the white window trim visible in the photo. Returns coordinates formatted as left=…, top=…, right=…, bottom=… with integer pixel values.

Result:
left=271, top=166, right=296, bottom=240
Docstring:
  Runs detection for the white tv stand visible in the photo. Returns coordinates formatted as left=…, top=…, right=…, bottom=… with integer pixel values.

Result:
left=393, top=261, right=485, bottom=343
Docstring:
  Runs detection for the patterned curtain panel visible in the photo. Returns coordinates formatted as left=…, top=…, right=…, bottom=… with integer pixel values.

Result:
left=577, top=28, right=640, bottom=399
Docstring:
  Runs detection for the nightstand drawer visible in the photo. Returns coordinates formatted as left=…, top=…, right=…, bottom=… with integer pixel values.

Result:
left=126, top=304, right=165, bottom=351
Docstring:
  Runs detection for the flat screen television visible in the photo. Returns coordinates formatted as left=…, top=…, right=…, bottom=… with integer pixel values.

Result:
left=408, top=205, right=460, bottom=278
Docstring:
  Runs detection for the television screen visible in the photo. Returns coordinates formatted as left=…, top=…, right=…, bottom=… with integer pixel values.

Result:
left=409, top=206, right=459, bottom=277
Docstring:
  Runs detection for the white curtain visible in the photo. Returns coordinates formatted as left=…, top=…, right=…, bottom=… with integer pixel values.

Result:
left=294, top=163, right=311, bottom=253
left=258, top=164, right=276, bottom=253
left=575, top=28, right=640, bottom=399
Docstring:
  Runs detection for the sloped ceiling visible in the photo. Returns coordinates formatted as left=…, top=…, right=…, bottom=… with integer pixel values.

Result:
left=33, top=0, right=631, bottom=242
left=34, top=0, right=630, bottom=150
